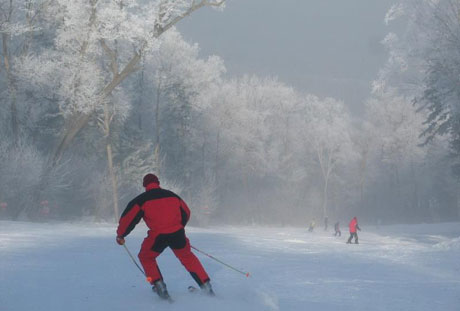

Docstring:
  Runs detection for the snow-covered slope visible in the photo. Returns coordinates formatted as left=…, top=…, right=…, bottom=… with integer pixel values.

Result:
left=1, top=221, right=459, bottom=311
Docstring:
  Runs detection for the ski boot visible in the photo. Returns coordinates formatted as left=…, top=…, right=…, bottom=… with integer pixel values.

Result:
left=200, top=280, right=215, bottom=296
left=152, top=280, right=172, bottom=301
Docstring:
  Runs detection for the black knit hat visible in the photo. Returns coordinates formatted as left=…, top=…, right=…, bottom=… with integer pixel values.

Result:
left=143, top=173, right=159, bottom=187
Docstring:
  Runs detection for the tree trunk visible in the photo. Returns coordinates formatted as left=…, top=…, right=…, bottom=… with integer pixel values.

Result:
left=137, top=58, right=146, bottom=131
left=316, top=146, right=332, bottom=220
left=153, top=84, right=162, bottom=173
left=242, top=168, right=253, bottom=222
left=395, top=164, right=402, bottom=213
left=201, top=132, right=207, bottom=178
left=155, top=83, right=161, bottom=148
left=2, top=32, right=19, bottom=144
left=410, top=160, right=419, bottom=220
left=101, top=100, right=120, bottom=221
left=50, top=113, right=92, bottom=165
left=106, top=141, right=120, bottom=221
left=181, top=112, right=190, bottom=196
left=9, top=83, right=18, bottom=142
left=214, top=130, right=220, bottom=181
left=359, top=148, right=368, bottom=206
left=457, top=187, right=460, bottom=220
left=322, top=171, right=330, bottom=220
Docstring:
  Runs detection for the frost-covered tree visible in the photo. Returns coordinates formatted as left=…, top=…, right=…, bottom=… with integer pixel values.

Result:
left=0, top=0, right=50, bottom=142
left=17, top=0, right=225, bottom=165
left=366, top=88, right=426, bottom=168
left=144, top=28, right=225, bottom=177
left=369, top=0, right=460, bottom=221
left=0, top=134, right=71, bottom=220
left=301, top=96, right=355, bottom=220
left=14, top=0, right=225, bottom=219
left=380, top=0, right=460, bottom=177
left=363, top=87, right=428, bottom=220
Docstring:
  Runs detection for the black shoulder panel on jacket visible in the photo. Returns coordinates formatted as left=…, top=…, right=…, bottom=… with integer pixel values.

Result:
left=134, top=188, right=180, bottom=206
left=120, top=198, right=139, bottom=218
left=121, top=189, right=181, bottom=218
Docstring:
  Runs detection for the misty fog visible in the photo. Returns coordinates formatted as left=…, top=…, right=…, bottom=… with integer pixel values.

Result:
left=0, top=0, right=459, bottom=227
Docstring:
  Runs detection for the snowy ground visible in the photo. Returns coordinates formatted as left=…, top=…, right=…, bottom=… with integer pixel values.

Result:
left=1, top=221, right=459, bottom=311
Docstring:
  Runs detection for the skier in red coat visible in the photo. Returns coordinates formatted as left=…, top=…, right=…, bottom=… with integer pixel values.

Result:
left=346, top=216, right=361, bottom=244
left=116, top=173, right=214, bottom=300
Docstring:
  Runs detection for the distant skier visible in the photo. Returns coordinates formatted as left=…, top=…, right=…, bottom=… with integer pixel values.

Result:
left=334, top=221, right=341, bottom=237
left=324, top=216, right=328, bottom=231
left=0, top=202, right=7, bottom=219
left=116, top=173, right=214, bottom=300
left=38, top=200, right=50, bottom=221
left=346, top=216, right=361, bottom=244
left=308, top=219, right=316, bottom=232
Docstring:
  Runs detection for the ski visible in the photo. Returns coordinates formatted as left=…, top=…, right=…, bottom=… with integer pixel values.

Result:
left=188, top=285, right=199, bottom=293
left=151, top=284, right=212, bottom=302
left=152, top=285, right=174, bottom=303
left=188, top=285, right=215, bottom=296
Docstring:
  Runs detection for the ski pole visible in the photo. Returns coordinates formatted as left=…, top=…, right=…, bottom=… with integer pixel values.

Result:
left=122, top=243, right=145, bottom=276
left=191, top=245, right=250, bottom=277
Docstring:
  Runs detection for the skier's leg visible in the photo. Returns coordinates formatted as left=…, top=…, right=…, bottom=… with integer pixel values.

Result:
left=347, top=233, right=353, bottom=243
left=138, top=233, right=167, bottom=284
left=169, top=229, right=210, bottom=286
left=354, top=233, right=359, bottom=244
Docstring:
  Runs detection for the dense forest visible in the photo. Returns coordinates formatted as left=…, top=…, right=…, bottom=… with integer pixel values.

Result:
left=0, top=0, right=459, bottom=225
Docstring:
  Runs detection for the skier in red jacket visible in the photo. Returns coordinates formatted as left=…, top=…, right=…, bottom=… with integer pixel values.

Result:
left=346, top=216, right=361, bottom=244
left=116, top=173, right=214, bottom=300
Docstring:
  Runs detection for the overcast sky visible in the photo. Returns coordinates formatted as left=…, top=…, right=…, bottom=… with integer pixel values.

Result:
left=178, top=0, right=402, bottom=115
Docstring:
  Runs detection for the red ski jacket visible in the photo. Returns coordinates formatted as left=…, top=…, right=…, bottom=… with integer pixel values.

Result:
left=349, top=217, right=359, bottom=233
left=117, top=183, right=190, bottom=238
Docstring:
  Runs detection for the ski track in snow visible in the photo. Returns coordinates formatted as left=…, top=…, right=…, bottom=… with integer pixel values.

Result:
left=1, top=221, right=460, bottom=311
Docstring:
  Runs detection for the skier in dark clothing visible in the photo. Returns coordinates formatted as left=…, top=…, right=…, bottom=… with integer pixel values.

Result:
left=308, top=219, right=316, bottom=232
left=116, top=173, right=214, bottom=300
left=324, top=216, right=328, bottom=231
left=334, top=221, right=341, bottom=237
left=346, top=216, right=361, bottom=244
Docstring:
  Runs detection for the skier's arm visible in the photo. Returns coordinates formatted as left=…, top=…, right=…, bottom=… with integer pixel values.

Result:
left=179, top=198, right=190, bottom=226
left=117, top=200, right=144, bottom=238
left=357, top=225, right=361, bottom=231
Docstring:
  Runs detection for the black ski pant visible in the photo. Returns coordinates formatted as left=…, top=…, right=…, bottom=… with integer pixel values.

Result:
left=347, top=232, right=358, bottom=244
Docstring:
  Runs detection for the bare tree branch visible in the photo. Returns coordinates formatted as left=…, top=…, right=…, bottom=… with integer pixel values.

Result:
left=100, top=39, right=119, bottom=76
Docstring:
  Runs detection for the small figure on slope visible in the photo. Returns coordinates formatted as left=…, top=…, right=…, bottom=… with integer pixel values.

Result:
left=308, top=219, right=316, bottom=232
left=0, top=202, right=8, bottom=219
left=346, top=216, right=361, bottom=244
left=116, top=173, right=215, bottom=301
left=334, top=221, right=341, bottom=237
